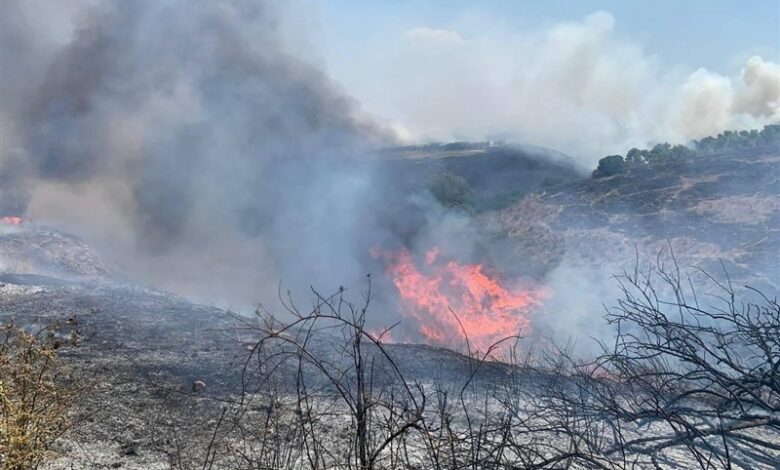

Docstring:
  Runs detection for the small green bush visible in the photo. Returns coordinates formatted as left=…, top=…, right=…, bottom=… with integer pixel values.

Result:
left=430, top=170, right=475, bottom=210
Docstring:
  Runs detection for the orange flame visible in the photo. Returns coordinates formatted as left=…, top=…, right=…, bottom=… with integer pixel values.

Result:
left=1, top=216, right=22, bottom=225
left=378, top=247, right=550, bottom=352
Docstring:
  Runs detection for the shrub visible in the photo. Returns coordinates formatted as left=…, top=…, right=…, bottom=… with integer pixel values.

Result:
left=0, top=320, right=82, bottom=470
left=430, top=169, right=475, bottom=210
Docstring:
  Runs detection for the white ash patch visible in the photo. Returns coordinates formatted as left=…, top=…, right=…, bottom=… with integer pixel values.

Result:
left=0, top=282, right=45, bottom=297
left=690, top=194, right=780, bottom=224
left=0, top=227, right=113, bottom=280
left=41, top=440, right=169, bottom=470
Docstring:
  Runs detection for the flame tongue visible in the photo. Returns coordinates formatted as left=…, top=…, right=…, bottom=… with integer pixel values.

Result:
left=381, top=247, right=549, bottom=352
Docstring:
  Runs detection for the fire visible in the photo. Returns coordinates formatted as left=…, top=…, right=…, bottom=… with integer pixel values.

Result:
left=1, top=216, right=22, bottom=225
left=378, top=247, right=550, bottom=352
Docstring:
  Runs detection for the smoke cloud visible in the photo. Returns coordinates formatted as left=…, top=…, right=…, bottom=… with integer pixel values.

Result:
left=1, top=0, right=403, bottom=304
left=358, top=12, right=780, bottom=162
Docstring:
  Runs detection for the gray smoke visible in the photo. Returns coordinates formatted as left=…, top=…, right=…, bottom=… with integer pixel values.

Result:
left=1, top=0, right=407, bottom=303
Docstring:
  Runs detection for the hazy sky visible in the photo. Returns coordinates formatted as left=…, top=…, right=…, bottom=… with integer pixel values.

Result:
left=317, top=1, right=779, bottom=73
left=308, top=1, right=780, bottom=157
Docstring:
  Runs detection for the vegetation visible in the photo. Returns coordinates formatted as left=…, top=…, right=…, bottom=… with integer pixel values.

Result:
left=697, top=124, right=780, bottom=153
left=593, top=123, right=780, bottom=178
left=591, top=154, right=628, bottom=178
left=0, top=320, right=82, bottom=470
left=429, top=169, right=475, bottom=211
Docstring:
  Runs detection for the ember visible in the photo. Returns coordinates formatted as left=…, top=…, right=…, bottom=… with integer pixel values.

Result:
left=1, top=216, right=22, bottom=225
left=378, top=247, right=550, bottom=352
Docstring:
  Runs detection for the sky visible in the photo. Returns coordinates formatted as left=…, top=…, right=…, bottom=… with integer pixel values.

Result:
left=317, top=1, right=779, bottom=72
left=307, top=0, right=780, bottom=159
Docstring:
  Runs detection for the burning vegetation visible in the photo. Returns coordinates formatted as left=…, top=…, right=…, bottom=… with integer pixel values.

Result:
left=376, top=247, right=550, bottom=351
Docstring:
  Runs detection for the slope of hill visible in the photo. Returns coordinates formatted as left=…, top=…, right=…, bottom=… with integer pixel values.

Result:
left=0, top=226, right=113, bottom=281
left=498, top=147, right=780, bottom=289
left=1, top=139, right=778, bottom=468
left=380, top=142, right=584, bottom=211
left=0, top=225, right=511, bottom=468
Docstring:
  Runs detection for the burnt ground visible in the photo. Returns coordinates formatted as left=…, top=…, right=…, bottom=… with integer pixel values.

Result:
left=0, top=274, right=245, bottom=468
left=0, top=233, right=512, bottom=468
left=498, top=149, right=780, bottom=289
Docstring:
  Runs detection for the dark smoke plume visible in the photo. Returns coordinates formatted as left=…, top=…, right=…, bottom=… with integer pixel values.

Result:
left=2, top=0, right=403, bottom=302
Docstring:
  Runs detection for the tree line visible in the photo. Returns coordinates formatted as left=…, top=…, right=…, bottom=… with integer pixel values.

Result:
left=593, top=124, right=780, bottom=178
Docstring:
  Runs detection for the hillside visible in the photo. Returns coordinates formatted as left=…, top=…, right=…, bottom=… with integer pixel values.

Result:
left=379, top=142, right=584, bottom=211
left=1, top=140, right=779, bottom=468
left=498, top=146, right=780, bottom=289
left=0, top=225, right=511, bottom=468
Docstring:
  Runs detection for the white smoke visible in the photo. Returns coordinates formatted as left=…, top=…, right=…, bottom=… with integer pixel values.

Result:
left=733, top=56, right=780, bottom=119
left=353, top=12, right=780, bottom=162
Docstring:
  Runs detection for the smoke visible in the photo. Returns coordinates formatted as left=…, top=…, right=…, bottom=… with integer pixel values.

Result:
left=1, top=0, right=402, bottom=303
left=354, top=12, right=780, bottom=162
left=732, top=56, right=780, bottom=119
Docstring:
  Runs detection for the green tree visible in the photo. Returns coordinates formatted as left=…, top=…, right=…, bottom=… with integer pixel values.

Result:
left=592, top=155, right=626, bottom=178
left=669, top=144, right=694, bottom=159
left=624, top=148, right=644, bottom=165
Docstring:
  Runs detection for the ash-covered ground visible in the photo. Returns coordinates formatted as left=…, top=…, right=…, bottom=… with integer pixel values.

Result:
left=0, top=223, right=517, bottom=468
left=2, top=164, right=779, bottom=468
